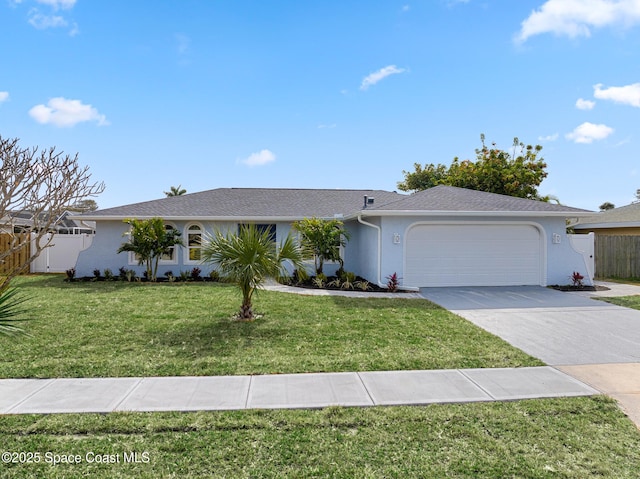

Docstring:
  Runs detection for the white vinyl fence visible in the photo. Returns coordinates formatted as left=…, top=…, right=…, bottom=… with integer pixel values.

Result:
left=569, top=232, right=595, bottom=281
left=30, top=233, right=94, bottom=273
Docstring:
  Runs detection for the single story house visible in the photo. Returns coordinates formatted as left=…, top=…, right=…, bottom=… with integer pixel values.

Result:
left=73, top=185, right=594, bottom=288
left=572, top=202, right=640, bottom=236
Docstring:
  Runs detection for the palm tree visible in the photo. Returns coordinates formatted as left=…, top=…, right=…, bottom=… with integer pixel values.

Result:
left=164, top=185, right=187, bottom=197
left=201, top=224, right=304, bottom=320
left=117, top=218, right=183, bottom=281
left=292, top=217, right=350, bottom=275
left=0, top=288, right=29, bottom=337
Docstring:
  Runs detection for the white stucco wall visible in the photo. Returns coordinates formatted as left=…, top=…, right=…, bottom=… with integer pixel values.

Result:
left=343, top=218, right=381, bottom=285
left=364, top=215, right=593, bottom=288
left=76, top=215, right=592, bottom=288
left=75, top=220, right=297, bottom=278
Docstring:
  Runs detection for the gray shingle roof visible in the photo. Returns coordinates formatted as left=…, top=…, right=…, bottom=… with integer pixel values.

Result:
left=573, top=202, right=640, bottom=229
left=77, top=185, right=592, bottom=221
left=79, top=188, right=405, bottom=220
left=364, top=185, right=592, bottom=214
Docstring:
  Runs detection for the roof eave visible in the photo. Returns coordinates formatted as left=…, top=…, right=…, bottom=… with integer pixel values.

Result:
left=573, top=221, right=640, bottom=230
left=351, top=210, right=594, bottom=218
left=69, top=215, right=345, bottom=222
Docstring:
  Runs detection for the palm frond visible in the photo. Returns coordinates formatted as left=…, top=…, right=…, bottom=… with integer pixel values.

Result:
left=0, top=288, right=31, bottom=337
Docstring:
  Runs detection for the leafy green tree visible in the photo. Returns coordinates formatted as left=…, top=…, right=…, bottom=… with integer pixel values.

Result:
left=68, top=199, right=98, bottom=212
left=293, top=217, right=351, bottom=275
left=599, top=202, right=615, bottom=211
left=201, top=224, right=303, bottom=320
left=398, top=135, right=548, bottom=200
left=164, top=185, right=187, bottom=197
left=117, top=218, right=183, bottom=281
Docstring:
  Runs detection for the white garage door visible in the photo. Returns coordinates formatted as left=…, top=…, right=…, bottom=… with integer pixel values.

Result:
left=405, top=224, right=543, bottom=287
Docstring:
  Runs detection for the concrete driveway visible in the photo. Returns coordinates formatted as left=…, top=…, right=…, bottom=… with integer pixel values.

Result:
left=420, top=285, right=640, bottom=365
left=420, top=284, right=640, bottom=426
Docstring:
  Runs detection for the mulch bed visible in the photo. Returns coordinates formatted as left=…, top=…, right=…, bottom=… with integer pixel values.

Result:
left=549, top=284, right=610, bottom=292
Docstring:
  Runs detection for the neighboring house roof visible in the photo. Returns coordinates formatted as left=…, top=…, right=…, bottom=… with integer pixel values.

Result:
left=75, top=188, right=405, bottom=221
left=75, top=185, right=593, bottom=222
left=572, top=202, right=640, bottom=230
left=1, top=210, right=94, bottom=233
left=361, top=185, right=593, bottom=217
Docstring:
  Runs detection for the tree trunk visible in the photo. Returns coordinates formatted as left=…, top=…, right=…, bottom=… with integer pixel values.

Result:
left=238, top=303, right=253, bottom=320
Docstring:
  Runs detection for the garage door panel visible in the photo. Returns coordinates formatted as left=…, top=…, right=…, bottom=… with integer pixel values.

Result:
left=405, top=224, right=542, bottom=287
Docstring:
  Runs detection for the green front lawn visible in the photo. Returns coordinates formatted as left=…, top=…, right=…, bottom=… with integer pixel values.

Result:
left=1, top=275, right=540, bottom=378
left=599, top=295, right=640, bottom=310
left=2, top=276, right=640, bottom=477
left=2, top=398, right=640, bottom=478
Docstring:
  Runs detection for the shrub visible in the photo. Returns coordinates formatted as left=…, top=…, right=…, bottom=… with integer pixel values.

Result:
left=354, top=280, right=371, bottom=291
left=93, top=268, right=101, bottom=280
left=312, top=274, right=326, bottom=288
left=386, top=272, right=400, bottom=292
left=341, top=274, right=355, bottom=290
left=191, top=267, right=202, bottom=281
left=209, top=270, right=221, bottom=282
left=118, top=267, right=128, bottom=280
left=125, top=269, right=137, bottom=282
left=103, top=268, right=114, bottom=281
left=179, top=270, right=191, bottom=282
left=292, top=269, right=309, bottom=285
left=65, top=268, right=76, bottom=282
left=328, top=277, right=342, bottom=288
left=571, top=271, right=584, bottom=287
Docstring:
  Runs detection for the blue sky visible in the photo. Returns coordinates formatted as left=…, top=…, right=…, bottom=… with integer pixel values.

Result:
left=1, top=0, right=639, bottom=210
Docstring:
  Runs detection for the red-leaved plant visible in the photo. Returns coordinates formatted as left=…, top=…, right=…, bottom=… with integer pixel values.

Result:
left=386, top=272, right=400, bottom=292
left=571, top=271, right=584, bottom=287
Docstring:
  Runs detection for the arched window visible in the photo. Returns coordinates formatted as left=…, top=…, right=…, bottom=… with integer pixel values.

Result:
left=186, top=223, right=203, bottom=262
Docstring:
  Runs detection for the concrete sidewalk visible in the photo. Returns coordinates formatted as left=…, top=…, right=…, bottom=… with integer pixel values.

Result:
left=0, top=367, right=597, bottom=415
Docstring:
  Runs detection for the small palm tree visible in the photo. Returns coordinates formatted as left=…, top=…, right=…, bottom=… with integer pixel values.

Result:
left=0, top=288, right=29, bottom=337
left=292, top=217, right=350, bottom=275
left=117, top=218, right=183, bottom=281
left=164, top=185, right=187, bottom=197
left=201, top=224, right=304, bottom=320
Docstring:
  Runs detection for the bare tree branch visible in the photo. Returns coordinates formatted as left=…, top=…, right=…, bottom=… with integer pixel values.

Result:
left=0, top=135, right=105, bottom=291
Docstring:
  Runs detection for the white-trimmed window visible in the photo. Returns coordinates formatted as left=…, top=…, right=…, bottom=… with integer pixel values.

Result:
left=186, top=223, right=203, bottom=262
left=238, top=223, right=277, bottom=242
left=160, top=223, right=178, bottom=263
left=127, top=222, right=179, bottom=265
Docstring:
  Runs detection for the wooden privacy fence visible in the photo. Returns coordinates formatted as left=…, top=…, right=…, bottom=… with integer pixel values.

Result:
left=0, top=233, right=31, bottom=275
left=595, top=235, right=640, bottom=279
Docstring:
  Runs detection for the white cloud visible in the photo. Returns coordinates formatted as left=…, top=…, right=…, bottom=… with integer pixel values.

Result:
left=565, top=122, right=614, bottom=144
left=538, top=133, right=559, bottom=141
left=360, top=65, right=406, bottom=90
left=36, top=0, right=76, bottom=10
left=239, top=149, right=276, bottom=167
left=19, top=0, right=78, bottom=34
left=29, top=97, right=109, bottom=127
left=516, top=0, right=640, bottom=43
left=0, top=92, right=8, bottom=103
left=317, top=123, right=337, bottom=129
left=28, top=11, right=67, bottom=29
left=401, top=5, right=410, bottom=12
left=576, top=98, right=595, bottom=110
left=594, top=82, right=640, bottom=107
